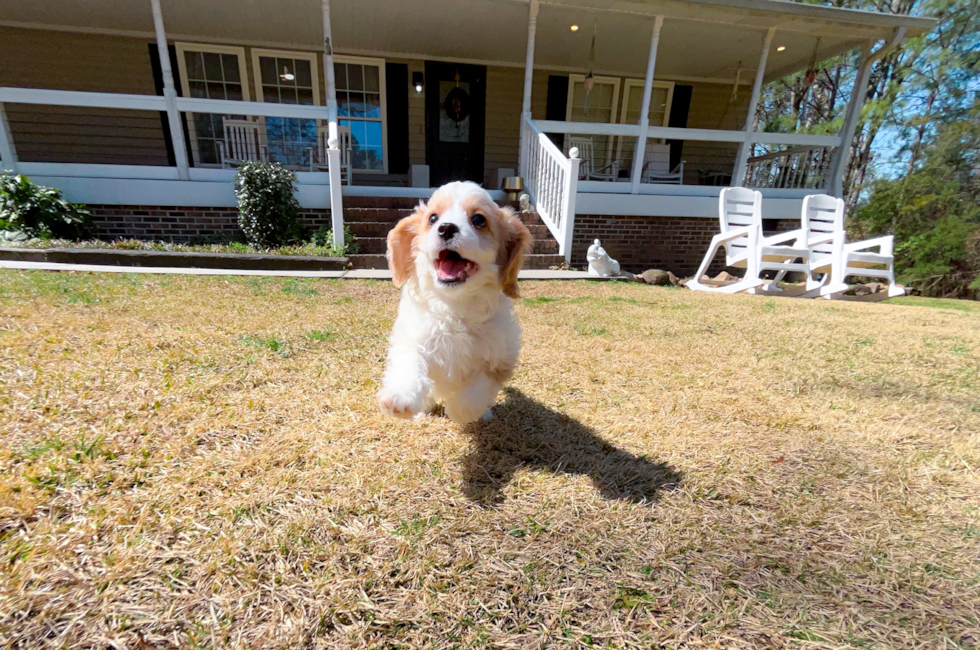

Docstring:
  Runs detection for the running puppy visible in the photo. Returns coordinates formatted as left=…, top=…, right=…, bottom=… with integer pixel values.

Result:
left=377, top=181, right=532, bottom=424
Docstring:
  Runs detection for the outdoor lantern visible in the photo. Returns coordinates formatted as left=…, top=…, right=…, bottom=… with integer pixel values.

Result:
left=280, top=66, right=295, bottom=81
left=412, top=71, right=424, bottom=94
left=502, top=176, right=524, bottom=202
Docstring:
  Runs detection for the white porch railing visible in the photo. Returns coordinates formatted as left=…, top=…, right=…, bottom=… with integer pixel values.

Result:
left=0, top=87, right=346, bottom=248
left=530, top=119, right=841, bottom=187
left=745, top=144, right=835, bottom=190
left=520, top=115, right=580, bottom=262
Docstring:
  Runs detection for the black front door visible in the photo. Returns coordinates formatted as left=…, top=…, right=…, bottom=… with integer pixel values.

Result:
left=425, top=62, right=486, bottom=186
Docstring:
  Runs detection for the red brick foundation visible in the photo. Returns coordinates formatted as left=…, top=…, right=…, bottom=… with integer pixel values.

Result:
left=571, top=215, right=724, bottom=276
left=87, top=205, right=796, bottom=277
left=572, top=215, right=800, bottom=277
left=87, top=205, right=334, bottom=242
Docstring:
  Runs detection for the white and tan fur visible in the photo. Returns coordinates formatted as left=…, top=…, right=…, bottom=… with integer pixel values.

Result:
left=377, top=181, right=532, bottom=424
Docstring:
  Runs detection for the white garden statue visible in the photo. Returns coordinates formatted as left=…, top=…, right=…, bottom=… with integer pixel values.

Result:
left=586, top=239, right=621, bottom=277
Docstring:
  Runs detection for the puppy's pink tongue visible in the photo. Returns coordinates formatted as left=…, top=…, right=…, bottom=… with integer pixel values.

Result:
left=437, top=257, right=470, bottom=281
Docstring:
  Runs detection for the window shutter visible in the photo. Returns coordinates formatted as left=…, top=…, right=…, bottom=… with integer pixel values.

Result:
left=385, top=62, right=409, bottom=174
left=544, top=75, right=568, bottom=149
left=148, top=44, right=193, bottom=168
left=666, top=85, right=692, bottom=171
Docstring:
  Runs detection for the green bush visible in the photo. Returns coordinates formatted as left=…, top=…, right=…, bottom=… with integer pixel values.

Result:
left=310, top=225, right=359, bottom=257
left=0, top=172, right=91, bottom=240
left=852, top=117, right=980, bottom=298
left=234, top=162, right=302, bottom=248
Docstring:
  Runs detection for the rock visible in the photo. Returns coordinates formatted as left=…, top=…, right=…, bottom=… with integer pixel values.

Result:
left=638, top=269, right=672, bottom=286
left=849, top=284, right=874, bottom=296
left=620, top=271, right=637, bottom=281
left=865, top=282, right=885, bottom=294
left=713, top=271, right=738, bottom=282
left=700, top=274, right=711, bottom=283
left=667, top=271, right=679, bottom=286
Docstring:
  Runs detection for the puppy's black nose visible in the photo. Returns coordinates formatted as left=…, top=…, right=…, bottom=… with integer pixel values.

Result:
left=437, top=222, right=459, bottom=241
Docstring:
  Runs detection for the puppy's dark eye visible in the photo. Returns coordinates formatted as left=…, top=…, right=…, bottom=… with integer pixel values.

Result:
left=428, top=213, right=439, bottom=225
left=471, top=214, right=487, bottom=229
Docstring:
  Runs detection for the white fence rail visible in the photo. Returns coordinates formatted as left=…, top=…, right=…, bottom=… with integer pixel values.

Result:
left=745, top=144, right=835, bottom=190
left=0, top=87, right=346, bottom=248
left=520, top=115, right=579, bottom=262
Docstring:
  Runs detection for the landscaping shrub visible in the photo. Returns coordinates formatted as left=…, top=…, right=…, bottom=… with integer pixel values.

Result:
left=234, top=162, right=302, bottom=248
left=0, top=172, right=91, bottom=240
left=310, top=225, right=360, bottom=257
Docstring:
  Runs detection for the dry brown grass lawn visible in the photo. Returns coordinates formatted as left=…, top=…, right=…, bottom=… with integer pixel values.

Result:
left=0, top=270, right=978, bottom=649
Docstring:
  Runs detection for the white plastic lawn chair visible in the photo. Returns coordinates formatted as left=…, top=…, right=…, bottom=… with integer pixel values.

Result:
left=687, top=187, right=810, bottom=294
left=798, top=194, right=903, bottom=299
left=641, top=143, right=684, bottom=184
left=570, top=136, right=620, bottom=182
left=308, top=124, right=353, bottom=185
left=219, top=119, right=265, bottom=168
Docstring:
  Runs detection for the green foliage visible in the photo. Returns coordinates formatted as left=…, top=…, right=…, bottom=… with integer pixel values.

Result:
left=234, top=162, right=302, bottom=248
left=309, top=225, right=360, bottom=257
left=0, top=172, right=91, bottom=240
left=853, top=116, right=980, bottom=297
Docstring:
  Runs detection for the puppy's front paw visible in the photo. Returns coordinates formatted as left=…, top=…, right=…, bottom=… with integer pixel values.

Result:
left=377, top=387, right=423, bottom=419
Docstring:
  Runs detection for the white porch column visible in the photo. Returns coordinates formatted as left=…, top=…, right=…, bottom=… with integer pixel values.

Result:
left=824, top=28, right=906, bottom=197
left=0, top=102, right=18, bottom=173
left=149, top=0, right=189, bottom=180
left=629, top=15, right=664, bottom=194
left=732, top=27, right=776, bottom=186
left=825, top=43, right=873, bottom=198
left=518, top=0, right=539, bottom=179
left=321, top=0, right=344, bottom=249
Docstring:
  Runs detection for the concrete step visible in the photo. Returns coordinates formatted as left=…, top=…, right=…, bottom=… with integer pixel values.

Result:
left=348, top=253, right=565, bottom=270
left=352, top=237, right=557, bottom=255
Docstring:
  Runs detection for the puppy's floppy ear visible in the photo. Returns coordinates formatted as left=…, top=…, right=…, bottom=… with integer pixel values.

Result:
left=387, top=204, right=425, bottom=287
left=496, top=206, right=533, bottom=299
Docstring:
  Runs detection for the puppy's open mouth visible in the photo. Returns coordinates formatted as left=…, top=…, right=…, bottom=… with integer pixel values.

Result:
left=435, top=250, right=478, bottom=285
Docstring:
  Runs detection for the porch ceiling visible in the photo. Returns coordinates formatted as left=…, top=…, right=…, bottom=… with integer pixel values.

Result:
left=0, top=0, right=933, bottom=83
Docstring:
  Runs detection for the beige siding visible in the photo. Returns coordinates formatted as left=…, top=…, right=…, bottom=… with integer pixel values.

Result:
left=482, top=67, right=550, bottom=188
left=0, top=27, right=170, bottom=166
left=679, top=81, right=748, bottom=184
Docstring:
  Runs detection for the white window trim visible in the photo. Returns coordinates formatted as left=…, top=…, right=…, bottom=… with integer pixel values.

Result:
left=333, top=54, right=388, bottom=175
left=619, top=79, right=675, bottom=128
left=249, top=48, right=322, bottom=106
left=250, top=48, right=323, bottom=169
left=174, top=43, right=250, bottom=168
left=565, top=74, right=621, bottom=169
left=616, top=79, right=675, bottom=168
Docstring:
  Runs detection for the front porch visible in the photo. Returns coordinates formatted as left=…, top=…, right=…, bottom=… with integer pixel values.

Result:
left=0, top=0, right=931, bottom=267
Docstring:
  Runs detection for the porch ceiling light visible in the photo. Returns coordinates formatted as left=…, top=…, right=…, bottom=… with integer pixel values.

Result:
left=412, top=71, right=424, bottom=94
left=280, top=66, right=295, bottom=81
left=776, top=46, right=786, bottom=52
left=570, top=24, right=579, bottom=32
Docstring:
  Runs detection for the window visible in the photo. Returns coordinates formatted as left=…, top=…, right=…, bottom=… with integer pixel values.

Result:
left=616, top=79, right=675, bottom=172
left=252, top=49, right=320, bottom=168
left=565, top=74, right=621, bottom=171
left=334, top=56, right=387, bottom=172
left=175, top=44, right=250, bottom=166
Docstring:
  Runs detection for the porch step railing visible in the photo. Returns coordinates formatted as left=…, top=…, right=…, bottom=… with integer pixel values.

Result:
left=519, top=115, right=579, bottom=263
left=745, top=144, right=835, bottom=190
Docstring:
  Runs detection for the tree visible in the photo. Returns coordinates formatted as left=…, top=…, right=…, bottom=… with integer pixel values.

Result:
left=851, top=113, right=980, bottom=297
left=758, top=0, right=979, bottom=207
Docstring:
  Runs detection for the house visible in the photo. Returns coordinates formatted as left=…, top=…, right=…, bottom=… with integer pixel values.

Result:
left=0, top=0, right=933, bottom=273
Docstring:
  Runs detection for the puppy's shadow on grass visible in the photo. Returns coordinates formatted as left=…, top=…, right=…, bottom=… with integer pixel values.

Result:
left=461, top=388, right=682, bottom=506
